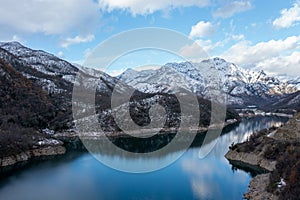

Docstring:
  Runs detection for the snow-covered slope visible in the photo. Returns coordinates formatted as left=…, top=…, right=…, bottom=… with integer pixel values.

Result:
left=281, top=76, right=300, bottom=90
left=118, top=66, right=201, bottom=94
left=0, top=41, right=243, bottom=134
left=0, top=42, right=132, bottom=95
left=1, top=41, right=298, bottom=110
left=118, top=57, right=299, bottom=106
left=0, top=41, right=140, bottom=130
left=289, top=78, right=300, bottom=90
left=0, top=42, right=78, bottom=76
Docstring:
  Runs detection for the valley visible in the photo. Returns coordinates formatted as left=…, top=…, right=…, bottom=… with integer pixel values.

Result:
left=0, top=41, right=299, bottom=199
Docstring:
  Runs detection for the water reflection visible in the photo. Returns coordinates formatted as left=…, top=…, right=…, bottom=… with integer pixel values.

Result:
left=0, top=116, right=288, bottom=200
left=200, top=116, right=288, bottom=158
left=87, top=116, right=287, bottom=160
left=180, top=116, right=287, bottom=199
left=181, top=153, right=250, bottom=199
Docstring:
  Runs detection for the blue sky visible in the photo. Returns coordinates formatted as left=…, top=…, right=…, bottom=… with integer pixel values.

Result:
left=0, top=0, right=300, bottom=76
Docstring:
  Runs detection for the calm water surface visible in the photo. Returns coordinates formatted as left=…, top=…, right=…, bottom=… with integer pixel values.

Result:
left=0, top=116, right=288, bottom=200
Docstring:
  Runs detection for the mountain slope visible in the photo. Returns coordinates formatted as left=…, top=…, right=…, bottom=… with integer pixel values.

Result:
left=0, top=58, right=60, bottom=157
left=0, top=42, right=242, bottom=165
left=0, top=42, right=78, bottom=76
left=0, top=42, right=138, bottom=129
left=0, top=42, right=241, bottom=133
left=0, top=58, right=55, bottom=129
left=118, top=58, right=299, bottom=108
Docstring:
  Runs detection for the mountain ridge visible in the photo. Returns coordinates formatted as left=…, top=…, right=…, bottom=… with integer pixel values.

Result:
left=118, top=57, right=299, bottom=108
left=1, top=41, right=298, bottom=112
left=0, top=41, right=298, bottom=166
left=0, top=41, right=240, bottom=132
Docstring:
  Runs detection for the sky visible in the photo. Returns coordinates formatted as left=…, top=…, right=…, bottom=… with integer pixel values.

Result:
left=0, top=0, right=300, bottom=77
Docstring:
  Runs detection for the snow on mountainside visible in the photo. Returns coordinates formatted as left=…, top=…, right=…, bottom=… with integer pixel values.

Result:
left=73, top=64, right=103, bottom=78
left=73, top=64, right=131, bottom=94
left=0, top=41, right=138, bottom=131
left=0, top=42, right=131, bottom=95
left=0, top=41, right=298, bottom=110
left=279, top=76, right=300, bottom=90
left=118, top=58, right=299, bottom=106
left=0, top=42, right=78, bottom=76
left=118, top=66, right=199, bottom=94
left=289, top=77, right=300, bottom=90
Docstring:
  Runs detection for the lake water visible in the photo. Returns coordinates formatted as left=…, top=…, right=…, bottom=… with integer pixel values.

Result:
left=0, top=116, right=288, bottom=200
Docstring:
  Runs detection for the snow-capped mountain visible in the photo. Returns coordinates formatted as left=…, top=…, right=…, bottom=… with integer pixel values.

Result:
left=289, top=79, right=300, bottom=91
left=118, top=58, right=299, bottom=107
left=0, top=42, right=242, bottom=132
left=0, top=42, right=78, bottom=76
left=0, top=42, right=136, bottom=130
left=0, top=42, right=132, bottom=95
left=118, top=66, right=204, bottom=94
left=281, top=76, right=300, bottom=90
left=0, top=42, right=77, bottom=94
left=0, top=41, right=298, bottom=127
left=269, top=91, right=300, bottom=111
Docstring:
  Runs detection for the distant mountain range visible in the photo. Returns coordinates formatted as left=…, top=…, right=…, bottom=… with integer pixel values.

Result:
left=0, top=42, right=243, bottom=135
left=0, top=42, right=300, bottom=126
left=0, top=41, right=299, bottom=164
left=0, top=41, right=137, bottom=131
left=118, top=57, right=300, bottom=109
left=0, top=42, right=300, bottom=112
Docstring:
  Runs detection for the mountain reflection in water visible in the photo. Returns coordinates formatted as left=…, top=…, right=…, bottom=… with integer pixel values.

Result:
left=0, top=116, right=288, bottom=200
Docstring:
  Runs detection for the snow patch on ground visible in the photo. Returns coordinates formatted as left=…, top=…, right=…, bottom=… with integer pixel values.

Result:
left=37, top=139, right=62, bottom=146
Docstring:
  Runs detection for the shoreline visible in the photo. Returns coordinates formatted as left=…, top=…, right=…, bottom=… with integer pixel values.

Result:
left=0, top=121, right=239, bottom=169
left=0, top=114, right=282, bottom=170
left=0, top=145, right=66, bottom=168
left=243, top=174, right=278, bottom=200
left=225, top=150, right=277, bottom=172
left=55, top=120, right=239, bottom=139
left=225, top=150, right=279, bottom=199
left=225, top=112, right=300, bottom=199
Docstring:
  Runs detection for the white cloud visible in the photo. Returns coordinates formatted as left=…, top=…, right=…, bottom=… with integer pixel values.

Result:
left=221, top=36, right=300, bottom=76
left=0, top=0, right=100, bottom=35
left=84, top=48, right=93, bottom=59
left=179, top=39, right=224, bottom=61
left=273, top=3, right=300, bottom=29
left=135, top=65, right=161, bottom=71
left=255, top=51, right=300, bottom=76
left=1, top=35, right=25, bottom=44
left=107, top=64, right=162, bottom=76
left=11, top=35, right=23, bottom=42
left=57, top=51, right=64, bottom=58
left=107, top=68, right=126, bottom=77
left=189, top=21, right=217, bottom=38
left=213, top=1, right=252, bottom=18
left=231, top=34, right=245, bottom=41
left=179, top=42, right=206, bottom=61
left=60, top=35, right=95, bottom=48
left=98, top=0, right=211, bottom=15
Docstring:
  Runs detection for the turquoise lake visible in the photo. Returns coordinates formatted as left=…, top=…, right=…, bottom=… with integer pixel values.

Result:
left=0, top=116, right=288, bottom=200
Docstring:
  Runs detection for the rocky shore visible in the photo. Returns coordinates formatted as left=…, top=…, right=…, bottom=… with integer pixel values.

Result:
left=0, top=120, right=241, bottom=169
left=225, top=150, right=276, bottom=172
left=0, top=140, right=66, bottom=167
left=243, top=174, right=278, bottom=200
left=225, top=112, right=300, bottom=199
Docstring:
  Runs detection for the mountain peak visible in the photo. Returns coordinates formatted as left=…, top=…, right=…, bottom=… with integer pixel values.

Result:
left=212, top=57, right=227, bottom=63
left=258, top=69, right=266, bottom=76
left=0, top=41, right=79, bottom=76
left=118, top=58, right=299, bottom=106
left=124, top=68, right=137, bottom=73
left=0, top=41, right=23, bottom=47
left=0, top=41, right=29, bottom=52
